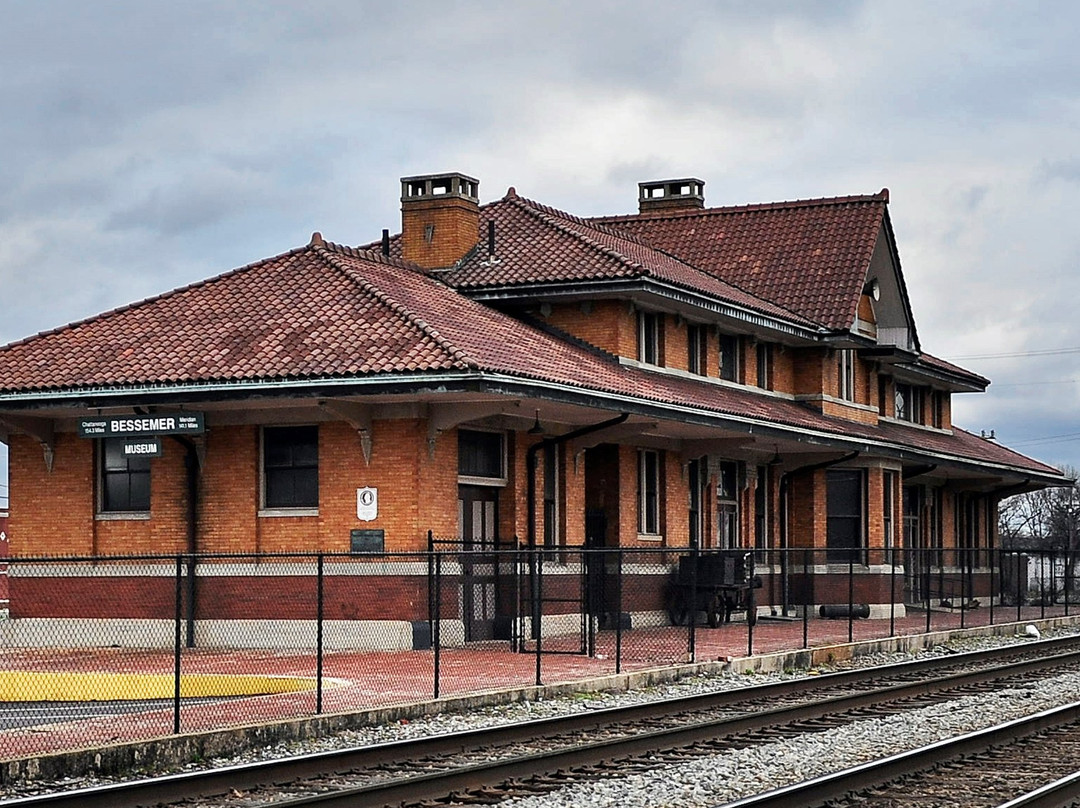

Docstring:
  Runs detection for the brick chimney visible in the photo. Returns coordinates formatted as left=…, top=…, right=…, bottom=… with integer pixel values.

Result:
left=638, top=178, right=705, bottom=213
left=400, top=173, right=480, bottom=269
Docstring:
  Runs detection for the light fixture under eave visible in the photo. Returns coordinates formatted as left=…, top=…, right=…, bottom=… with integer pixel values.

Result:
left=528, top=410, right=544, bottom=435
left=768, top=446, right=783, bottom=466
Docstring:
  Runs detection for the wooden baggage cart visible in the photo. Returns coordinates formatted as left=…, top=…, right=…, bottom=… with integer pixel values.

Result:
left=666, top=550, right=759, bottom=627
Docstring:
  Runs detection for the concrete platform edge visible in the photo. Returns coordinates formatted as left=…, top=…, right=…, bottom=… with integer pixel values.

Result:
left=4, top=615, right=1078, bottom=785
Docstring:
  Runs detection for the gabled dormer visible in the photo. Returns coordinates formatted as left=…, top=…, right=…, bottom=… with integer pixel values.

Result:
left=856, top=209, right=920, bottom=354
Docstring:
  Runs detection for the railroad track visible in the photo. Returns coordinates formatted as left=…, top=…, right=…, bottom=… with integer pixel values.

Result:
left=725, top=701, right=1080, bottom=808
left=8, top=635, right=1080, bottom=808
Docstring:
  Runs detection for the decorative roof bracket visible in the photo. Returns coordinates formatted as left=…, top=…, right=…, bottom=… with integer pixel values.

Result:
left=320, top=401, right=373, bottom=466
left=426, top=401, right=520, bottom=460
left=0, top=415, right=55, bottom=472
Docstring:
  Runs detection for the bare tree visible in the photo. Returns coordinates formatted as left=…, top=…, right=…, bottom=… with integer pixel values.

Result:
left=999, top=467, right=1079, bottom=601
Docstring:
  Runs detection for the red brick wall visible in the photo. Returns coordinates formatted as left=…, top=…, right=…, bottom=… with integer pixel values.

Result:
left=562, top=444, right=585, bottom=545
left=543, top=300, right=635, bottom=358
left=665, top=317, right=689, bottom=373
left=8, top=417, right=468, bottom=559
left=619, top=445, right=643, bottom=546
left=793, top=348, right=825, bottom=400
left=400, top=198, right=479, bottom=269
left=96, top=436, right=189, bottom=556
left=663, top=452, right=688, bottom=547
left=9, top=434, right=93, bottom=556
left=772, top=345, right=794, bottom=395
left=200, top=425, right=258, bottom=553
left=789, top=469, right=826, bottom=549
left=9, top=566, right=436, bottom=621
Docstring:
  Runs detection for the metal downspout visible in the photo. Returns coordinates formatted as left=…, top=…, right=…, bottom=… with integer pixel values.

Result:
left=525, top=413, right=630, bottom=645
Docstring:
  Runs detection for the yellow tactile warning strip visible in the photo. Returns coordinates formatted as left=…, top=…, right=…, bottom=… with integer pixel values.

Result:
left=0, top=672, right=318, bottom=701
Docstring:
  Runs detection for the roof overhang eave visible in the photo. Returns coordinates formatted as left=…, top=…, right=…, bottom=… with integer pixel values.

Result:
left=0, top=370, right=1057, bottom=486
left=461, top=278, right=825, bottom=341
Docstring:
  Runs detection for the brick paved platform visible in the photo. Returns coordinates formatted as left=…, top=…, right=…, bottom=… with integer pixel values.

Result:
left=0, top=605, right=1075, bottom=770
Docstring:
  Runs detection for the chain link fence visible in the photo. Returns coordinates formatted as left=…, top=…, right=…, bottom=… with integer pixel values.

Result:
left=0, top=543, right=1076, bottom=759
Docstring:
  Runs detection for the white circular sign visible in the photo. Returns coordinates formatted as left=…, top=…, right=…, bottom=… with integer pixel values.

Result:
left=356, top=487, right=378, bottom=522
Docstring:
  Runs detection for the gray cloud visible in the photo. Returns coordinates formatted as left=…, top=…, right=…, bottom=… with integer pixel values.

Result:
left=1, top=0, right=1079, bottom=481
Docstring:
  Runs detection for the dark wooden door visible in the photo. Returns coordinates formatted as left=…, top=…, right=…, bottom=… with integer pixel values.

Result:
left=458, top=484, right=499, bottom=641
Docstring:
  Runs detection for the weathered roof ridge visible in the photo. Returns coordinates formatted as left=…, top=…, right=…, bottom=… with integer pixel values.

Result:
left=504, top=194, right=815, bottom=326
left=593, top=189, right=890, bottom=224
left=504, top=194, right=648, bottom=278
left=0, top=245, right=314, bottom=356
left=312, top=241, right=477, bottom=370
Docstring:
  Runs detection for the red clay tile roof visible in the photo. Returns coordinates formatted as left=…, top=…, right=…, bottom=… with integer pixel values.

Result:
left=591, top=192, right=889, bottom=331
left=0, top=240, right=1059, bottom=479
left=916, top=353, right=990, bottom=387
left=436, top=193, right=818, bottom=328
left=0, top=244, right=475, bottom=392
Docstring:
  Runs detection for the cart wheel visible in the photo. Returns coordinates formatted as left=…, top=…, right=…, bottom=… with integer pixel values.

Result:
left=667, top=594, right=689, bottom=626
left=707, top=595, right=723, bottom=628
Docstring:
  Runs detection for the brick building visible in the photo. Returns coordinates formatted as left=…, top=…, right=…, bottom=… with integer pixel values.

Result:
left=0, top=173, right=1064, bottom=647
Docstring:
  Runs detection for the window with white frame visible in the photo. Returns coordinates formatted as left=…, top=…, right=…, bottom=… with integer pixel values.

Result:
left=263, top=425, right=319, bottom=510
left=638, top=449, right=661, bottom=535
left=716, top=460, right=739, bottom=549
left=895, top=383, right=923, bottom=424
left=638, top=311, right=662, bottom=365
left=838, top=349, right=855, bottom=402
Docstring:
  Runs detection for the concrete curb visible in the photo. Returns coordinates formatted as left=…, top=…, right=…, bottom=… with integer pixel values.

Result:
left=4, top=615, right=1078, bottom=785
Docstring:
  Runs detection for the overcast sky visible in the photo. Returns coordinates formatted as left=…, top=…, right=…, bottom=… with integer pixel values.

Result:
left=2, top=0, right=1080, bottom=506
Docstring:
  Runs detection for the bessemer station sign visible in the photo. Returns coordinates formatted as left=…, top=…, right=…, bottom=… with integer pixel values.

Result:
left=78, top=413, right=205, bottom=438
left=78, top=413, right=205, bottom=458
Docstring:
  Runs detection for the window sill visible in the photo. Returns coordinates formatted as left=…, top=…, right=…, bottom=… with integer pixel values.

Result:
left=636, top=534, right=664, bottom=543
left=96, top=511, right=151, bottom=522
left=258, top=508, right=319, bottom=518
left=457, top=475, right=508, bottom=487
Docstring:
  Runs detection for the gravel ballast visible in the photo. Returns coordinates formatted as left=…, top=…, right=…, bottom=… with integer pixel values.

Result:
left=3, top=625, right=1078, bottom=803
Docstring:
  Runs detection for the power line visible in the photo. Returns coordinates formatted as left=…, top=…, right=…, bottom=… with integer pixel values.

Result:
left=992, top=379, right=1080, bottom=388
left=1012, top=430, right=1080, bottom=447
left=949, top=346, right=1080, bottom=361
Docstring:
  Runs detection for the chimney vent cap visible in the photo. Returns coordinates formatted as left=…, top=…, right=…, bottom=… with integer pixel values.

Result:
left=401, top=172, right=480, bottom=204
left=638, top=178, right=706, bottom=212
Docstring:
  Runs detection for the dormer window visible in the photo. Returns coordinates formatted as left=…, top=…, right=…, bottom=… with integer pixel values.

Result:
left=931, top=391, right=945, bottom=429
left=838, top=350, right=855, bottom=402
left=719, top=334, right=740, bottom=382
left=687, top=324, right=708, bottom=376
left=638, top=311, right=663, bottom=365
left=895, top=383, right=923, bottom=424
left=755, top=342, right=773, bottom=390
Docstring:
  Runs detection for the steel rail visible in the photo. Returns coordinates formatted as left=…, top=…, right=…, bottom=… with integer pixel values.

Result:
left=242, top=649, right=1080, bottom=808
left=7, top=635, right=1080, bottom=808
left=995, top=770, right=1080, bottom=808
left=720, top=702, right=1080, bottom=808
